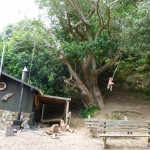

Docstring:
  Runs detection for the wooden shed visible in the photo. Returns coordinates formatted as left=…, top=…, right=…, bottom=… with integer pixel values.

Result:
left=0, top=72, right=71, bottom=128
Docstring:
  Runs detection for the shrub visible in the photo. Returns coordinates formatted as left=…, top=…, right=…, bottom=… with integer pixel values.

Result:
left=79, top=107, right=100, bottom=118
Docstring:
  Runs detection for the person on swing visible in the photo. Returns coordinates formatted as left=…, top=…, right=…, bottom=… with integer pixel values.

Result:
left=107, top=77, right=114, bottom=91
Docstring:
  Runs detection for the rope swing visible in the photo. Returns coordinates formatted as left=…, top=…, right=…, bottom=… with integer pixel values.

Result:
left=107, top=57, right=121, bottom=91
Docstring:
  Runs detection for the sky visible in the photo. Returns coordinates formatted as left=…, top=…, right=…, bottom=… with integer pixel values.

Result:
left=0, top=0, right=39, bottom=31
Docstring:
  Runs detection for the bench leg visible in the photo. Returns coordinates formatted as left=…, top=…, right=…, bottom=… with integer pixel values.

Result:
left=102, top=137, right=107, bottom=149
left=148, top=138, right=150, bottom=146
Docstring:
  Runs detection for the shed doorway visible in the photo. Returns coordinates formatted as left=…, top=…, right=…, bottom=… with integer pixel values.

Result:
left=34, top=95, right=71, bottom=124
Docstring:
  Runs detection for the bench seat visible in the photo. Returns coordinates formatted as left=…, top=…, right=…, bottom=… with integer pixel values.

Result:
left=85, top=119, right=150, bottom=149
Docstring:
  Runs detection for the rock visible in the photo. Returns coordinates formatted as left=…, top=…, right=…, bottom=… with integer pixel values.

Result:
left=22, top=117, right=30, bottom=122
left=5, top=121, right=12, bottom=127
left=23, top=113, right=30, bottom=118
left=8, top=115, right=13, bottom=121
left=20, top=114, right=24, bottom=120
left=5, top=127, right=14, bottom=136
left=0, top=110, right=4, bottom=116
left=21, top=120, right=29, bottom=129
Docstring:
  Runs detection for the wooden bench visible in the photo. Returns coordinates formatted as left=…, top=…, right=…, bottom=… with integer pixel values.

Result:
left=84, top=119, right=150, bottom=149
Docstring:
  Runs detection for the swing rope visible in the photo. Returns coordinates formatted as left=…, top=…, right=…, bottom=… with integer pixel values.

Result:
left=112, top=56, right=121, bottom=78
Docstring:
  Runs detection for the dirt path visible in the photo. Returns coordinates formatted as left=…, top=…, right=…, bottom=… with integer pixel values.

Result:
left=0, top=128, right=101, bottom=150
left=1, top=127, right=149, bottom=150
left=97, top=89, right=150, bottom=121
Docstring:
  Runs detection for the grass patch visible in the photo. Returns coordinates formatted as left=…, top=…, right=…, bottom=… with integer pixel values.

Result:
left=79, top=107, right=100, bottom=118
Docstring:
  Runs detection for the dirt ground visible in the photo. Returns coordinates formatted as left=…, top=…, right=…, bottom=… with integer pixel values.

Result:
left=0, top=89, right=150, bottom=150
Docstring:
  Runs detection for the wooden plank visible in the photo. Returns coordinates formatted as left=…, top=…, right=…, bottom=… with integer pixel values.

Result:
left=105, top=122, right=148, bottom=125
left=84, top=119, right=150, bottom=124
left=99, top=130, right=150, bottom=134
left=85, top=121, right=149, bottom=126
left=97, top=134, right=150, bottom=137
left=84, top=119, right=100, bottom=121
left=89, top=132, right=150, bottom=136
left=85, top=123, right=149, bottom=128
left=103, top=128, right=149, bottom=131
left=41, top=118, right=62, bottom=123
left=65, top=101, right=70, bottom=124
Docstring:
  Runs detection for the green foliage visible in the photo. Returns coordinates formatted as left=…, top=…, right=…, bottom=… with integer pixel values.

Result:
left=79, top=107, right=100, bottom=118
left=62, top=36, right=118, bottom=68
left=63, top=85, right=81, bottom=99
left=0, top=19, right=68, bottom=96
left=116, top=3, right=150, bottom=98
left=143, top=87, right=150, bottom=97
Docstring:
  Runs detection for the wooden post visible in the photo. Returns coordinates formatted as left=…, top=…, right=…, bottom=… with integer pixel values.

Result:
left=148, top=123, right=150, bottom=146
left=103, top=137, right=107, bottom=149
left=65, top=101, right=69, bottom=124
left=148, top=138, right=150, bottom=147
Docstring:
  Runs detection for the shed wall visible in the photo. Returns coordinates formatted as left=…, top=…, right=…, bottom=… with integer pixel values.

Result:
left=0, top=76, right=34, bottom=113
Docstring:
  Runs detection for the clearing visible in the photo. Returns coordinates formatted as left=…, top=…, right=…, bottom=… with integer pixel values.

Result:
left=0, top=88, right=150, bottom=150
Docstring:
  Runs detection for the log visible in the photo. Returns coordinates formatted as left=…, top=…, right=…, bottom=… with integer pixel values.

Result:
left=1, top=93, right=15, bottom=101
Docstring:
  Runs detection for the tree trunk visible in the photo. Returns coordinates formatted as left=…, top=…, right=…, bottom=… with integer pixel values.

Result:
left=78, top=78, right=104, bottom=109
left=62, top=57, right=104, bottom=109
left=83, top=73, right=104, bottom=109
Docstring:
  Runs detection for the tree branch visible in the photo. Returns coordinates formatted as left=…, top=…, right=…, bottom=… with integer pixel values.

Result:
left=43, top=39, right=55, bottom=51
left=95, top=6, right=111, bottom=39
left=66, top=13, right=80, bottom=42
left=73, top=25, right=87, bottom=40
left=93, top=0, right=104, bottom=28
left=108, top=0, right=122, bottom=9
left=63, top=76, right=79, bottom=89
left=91, top=57, right=97, bottom=72
left=73, top=8, right=95, bottom=28
left=82, top=54, right=94, bottom=71
left=96, top=51, right=122, bottom=74
left=104, top=6, right=111, bottom=27
left=62, top=57, right=87, bottom=92
left=67, top=0, right=89, bottom=25
left=92, top=0, right=105, bottom=39
left=95, top=26, right=105, bottom=40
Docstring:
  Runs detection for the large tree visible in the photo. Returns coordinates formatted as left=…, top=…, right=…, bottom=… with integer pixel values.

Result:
left=35, top=0, right=139, bottom=109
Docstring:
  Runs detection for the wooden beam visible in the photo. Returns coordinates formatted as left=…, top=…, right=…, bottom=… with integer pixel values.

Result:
left=65, top=101, right=70, bottom=124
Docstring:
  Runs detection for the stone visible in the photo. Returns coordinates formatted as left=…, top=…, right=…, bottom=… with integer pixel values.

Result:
left=3, top=111, right=11, bottom=120
left=23, top=113, right=30, bottom=118
left=11, top=112, right=16, bottom=116
left=21, top=120, right=29, bottom=129
left=20, top=114, right=24, bottom=120
left=22, top=117, right=30, bottom=121
left=8, top=115, right=13, bottom=121
left=5, top=127, right=14, bottom=136
left=0, top=110, right=31, bottom=130
left=0, top=110, right=4, bottom=116
left=5, top=121, right=12, bottom=127
left=1, top=118, right=6, bottom=124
